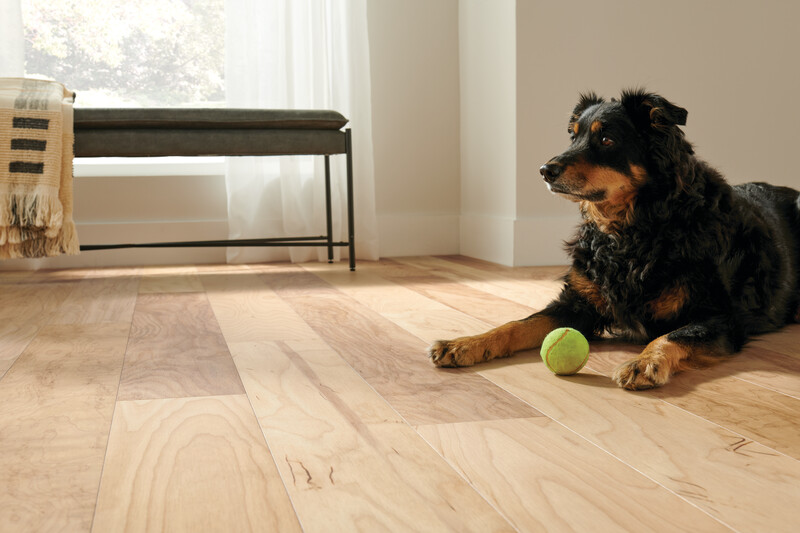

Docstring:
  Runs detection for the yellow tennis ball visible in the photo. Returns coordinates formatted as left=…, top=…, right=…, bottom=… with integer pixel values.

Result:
left=540, top=327, right=589, bottom=375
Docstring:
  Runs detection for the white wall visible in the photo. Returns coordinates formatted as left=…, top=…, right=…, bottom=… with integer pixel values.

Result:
left=458, top=0, right=517, bottom=265
left=5, top=1, right=800, bottom=270
left=479, top=0, right=800, bottom=266
left=368, top=0, right=462, bottom=258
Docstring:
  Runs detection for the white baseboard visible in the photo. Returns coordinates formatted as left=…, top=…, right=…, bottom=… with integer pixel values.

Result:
left=0, top=220, right=229, bottom=270
left=458, top=213, right=579, bottom=266
left=459, top=213, right=516, bottom=266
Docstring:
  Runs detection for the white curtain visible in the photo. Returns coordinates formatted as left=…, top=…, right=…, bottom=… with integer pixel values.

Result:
left=0, top=0, right=24, bottom=77
left=224, top=0, right=379, bottom=264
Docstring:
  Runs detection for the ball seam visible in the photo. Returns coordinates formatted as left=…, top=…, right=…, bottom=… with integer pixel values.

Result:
left=544, top=328, right=571, bottom=371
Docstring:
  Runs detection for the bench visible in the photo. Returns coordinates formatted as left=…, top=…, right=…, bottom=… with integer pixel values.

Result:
left=73, top=108, right=356, bottom=270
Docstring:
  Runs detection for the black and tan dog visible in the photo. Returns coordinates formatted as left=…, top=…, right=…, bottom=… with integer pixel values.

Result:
left=429, top=89, right=800, bottom=390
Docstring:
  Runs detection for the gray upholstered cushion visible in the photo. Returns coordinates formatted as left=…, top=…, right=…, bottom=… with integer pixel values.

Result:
left=74, top=108, right=348, bottom=130
left=73, top=108, right=350, bottom=157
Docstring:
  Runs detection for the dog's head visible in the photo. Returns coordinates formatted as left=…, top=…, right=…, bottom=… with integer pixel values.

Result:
left=540, top=89, right=691, bottom=231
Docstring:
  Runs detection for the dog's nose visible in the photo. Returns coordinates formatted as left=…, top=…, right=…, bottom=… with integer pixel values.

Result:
left=540, top=163, right=562, bottom=183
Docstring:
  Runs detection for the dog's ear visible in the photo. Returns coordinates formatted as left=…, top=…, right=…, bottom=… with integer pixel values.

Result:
left=621, top=89, right=693, bottom=194
left=621, top=89, right=688, bottom=129
left=572, top=92, right=605, bottom=118
left=569, top=92, right=604, bottom=134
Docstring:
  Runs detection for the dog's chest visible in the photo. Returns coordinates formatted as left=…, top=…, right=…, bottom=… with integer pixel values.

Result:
left=576, top=239, right=686, bottom=335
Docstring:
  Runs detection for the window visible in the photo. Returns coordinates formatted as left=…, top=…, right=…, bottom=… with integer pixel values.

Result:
left=23, top=0, right=225, bottom=108
left=24, top=0, right=227, bottom=174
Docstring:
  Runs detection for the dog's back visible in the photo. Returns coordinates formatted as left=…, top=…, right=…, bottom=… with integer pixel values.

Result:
left=729, top=182, right=800, bottom=330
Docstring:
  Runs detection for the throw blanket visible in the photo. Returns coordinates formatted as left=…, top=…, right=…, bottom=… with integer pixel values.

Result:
left=0, top=78, right=79, bottom=258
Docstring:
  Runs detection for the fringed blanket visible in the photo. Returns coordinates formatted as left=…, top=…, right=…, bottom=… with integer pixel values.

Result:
left=0, top=78, right=79, bottom=259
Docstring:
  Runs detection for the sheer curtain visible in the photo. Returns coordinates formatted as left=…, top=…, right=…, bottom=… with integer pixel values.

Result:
left=0, top=0, right=24, bottom=77
left=224, top=0, right=379, bottom=264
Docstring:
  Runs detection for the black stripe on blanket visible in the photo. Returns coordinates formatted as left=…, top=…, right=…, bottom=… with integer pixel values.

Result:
left=11, top=139, right=47, bottom=151
left=9, top=162, right=45, bottom=174
left=12, top=117, right=50, bottom=130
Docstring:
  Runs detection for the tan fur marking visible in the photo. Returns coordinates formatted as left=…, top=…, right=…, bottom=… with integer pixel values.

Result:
left=647, top=284, right=689, bottom=320
left=613, top=335, right=725, bottom=389
left=567, top=270, right=607, bottom=310
left=569, top=163, right=647, bottom=233
left=429, top=314, right=557, bottom=367
left=570, top=121, right=579, bottom=135
left=590, top=120, right=602, bottom=133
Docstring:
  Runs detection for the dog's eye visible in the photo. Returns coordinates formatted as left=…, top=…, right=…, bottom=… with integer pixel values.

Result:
left=601, top=136, right=615, bottom=147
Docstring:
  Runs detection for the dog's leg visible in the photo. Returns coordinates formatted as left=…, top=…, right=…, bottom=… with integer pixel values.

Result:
left=613, top=319, right=736, bottom=390
left=428, top=313, right=558, bottom=367
left=429, top=283, right=605, bottom=368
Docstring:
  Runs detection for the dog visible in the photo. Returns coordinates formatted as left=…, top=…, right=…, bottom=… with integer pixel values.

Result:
left=429, top=89, right=800, bottom=390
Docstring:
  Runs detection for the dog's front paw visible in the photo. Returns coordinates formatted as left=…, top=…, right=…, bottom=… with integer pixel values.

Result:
left=613, top=354, right=671, bottom=390
left=428, top=337, right=491, bottom=368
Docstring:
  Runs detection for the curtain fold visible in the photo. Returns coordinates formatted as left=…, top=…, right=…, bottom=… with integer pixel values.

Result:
left=0, top=0, right=24, bottom=77
left=224, top=0, right=379, bottom=264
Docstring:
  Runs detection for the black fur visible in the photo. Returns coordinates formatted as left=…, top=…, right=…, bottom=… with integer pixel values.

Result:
left=541, top=89, right=800, bottom=385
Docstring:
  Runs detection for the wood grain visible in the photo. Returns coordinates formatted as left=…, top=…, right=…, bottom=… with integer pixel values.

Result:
left=93, top=395, right=301, bottom=533
left=230, top=339, right=514, bottom=532
left=1, top=259, right=798, bottom=533
left=49, top=270, right=140, bottom=325
left=436, top=255, right=570, bottom=281
left=479, top=351, right=800, bottom=532
left=138, top=265, right=204, bottom=293
left=362, top=259, right=537, bottom=327
left=257, top=265, right=542, bottom=426
left=0, top=323, right=129, bottom=532
left=200, top=269, right=319, bottom=343
left=394, top=256, right=563, bottom=311
left=417, top=418, right=730, bottom=532
left=304, top=263, right=493, bottom=342
left=118, top=292, right=244, bottom=400
left=0, top=281, right=74, bottom=376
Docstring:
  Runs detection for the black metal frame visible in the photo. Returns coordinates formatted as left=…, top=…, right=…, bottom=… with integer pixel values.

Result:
left=77, top=128, right=356, bottom=271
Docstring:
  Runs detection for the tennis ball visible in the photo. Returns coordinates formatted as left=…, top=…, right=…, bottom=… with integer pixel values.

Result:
left=540, top=327, right=589, bottom=375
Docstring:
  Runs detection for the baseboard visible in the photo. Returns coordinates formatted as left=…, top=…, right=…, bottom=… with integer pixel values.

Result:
left=378, top=213, right=460, bottom=257
left=0, top=220, right=229, bottom=270
left=458, top=213, right=580, bottom=266
left=459, top=213, right=516, bottom=266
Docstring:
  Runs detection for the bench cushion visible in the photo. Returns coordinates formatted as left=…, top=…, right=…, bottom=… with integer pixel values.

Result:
left=73, top=108, right=350, bottom=157
left=74, top=108, right=348, bottom=130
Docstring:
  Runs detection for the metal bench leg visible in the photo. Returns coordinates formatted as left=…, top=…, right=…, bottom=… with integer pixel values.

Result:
left=324, top=155, right=334, bottom=263
left=345, top=129, right=356, bottom=271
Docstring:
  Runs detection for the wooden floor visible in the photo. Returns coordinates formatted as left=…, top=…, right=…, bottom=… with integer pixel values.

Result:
left=1, top=256, right=799, bottom=532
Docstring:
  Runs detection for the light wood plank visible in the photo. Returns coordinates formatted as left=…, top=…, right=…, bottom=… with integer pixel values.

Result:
left=304, top=263, right=492, bottom=342
left=733, top=335, right=800, bottom=397
left=230, top=339, right=514, bottom=532
left=0, top=323, right=129, bottom=532
left=363, top=259, right=536, bottom=327
left=0, top=281, right=74, bottom=376
left=587, top=344, right=800, bottom=459
left=200, top=270, right=319, bottom=343
left=118, top=292, right=244, bottom=400
left=93, top=395, right=301, bottom=533
left=479, top=351, right=800, bottom=533
left=418, top=418, right=730, bottom=532
left=394, top=256, right=563, bottom=310
left=256, top=265, right=542, bottom=425
left=435, top=255, right=569, bottom=281
left=138, top=265, right=203, bottom=293
left=747, top=323, right=800, bottom=360
left=49, top=269, right=140, bottom=325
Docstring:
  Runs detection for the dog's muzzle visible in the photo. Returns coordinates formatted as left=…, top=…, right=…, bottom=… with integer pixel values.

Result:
left=540, top=163, right=563, bottom=183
